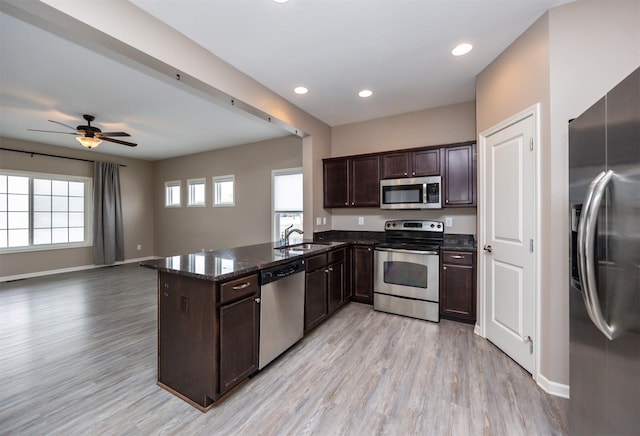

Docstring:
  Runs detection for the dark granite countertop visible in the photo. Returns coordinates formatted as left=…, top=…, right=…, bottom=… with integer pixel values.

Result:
left=313, top=230, right=385, bottom=245
left=140, top=240, right=348, bottom=282
left=442, top=234, right=477, bottom=252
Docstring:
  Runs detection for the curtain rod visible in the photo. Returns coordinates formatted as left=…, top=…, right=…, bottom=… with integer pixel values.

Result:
left=0, top=147, right=127, bottom=167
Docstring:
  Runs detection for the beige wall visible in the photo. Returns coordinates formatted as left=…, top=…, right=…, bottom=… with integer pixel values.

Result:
left=476, top=0, right=640, bottom=388
left=0, top=137, right=154, bottom=278
left=153, top=136, right=302, bottom=256
left=328, top=101, right=477, bottom=235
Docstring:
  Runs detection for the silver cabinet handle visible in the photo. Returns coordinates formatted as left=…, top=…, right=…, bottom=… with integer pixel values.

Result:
left=232, top=282, right=251, bottom=290
left=451, top=255, right=464, bottom=259
left=255, top=297, right=261, bottom=304
left=577, top=170, right=616, bottom=340
left=375, top=247, right=438, bottom=255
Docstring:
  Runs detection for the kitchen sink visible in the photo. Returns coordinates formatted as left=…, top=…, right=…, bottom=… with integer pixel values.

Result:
left=275, top=242, right=330, bottom=251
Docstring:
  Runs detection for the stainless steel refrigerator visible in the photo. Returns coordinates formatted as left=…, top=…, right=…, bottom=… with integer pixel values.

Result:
left=569, top=66, right=639, bottom=435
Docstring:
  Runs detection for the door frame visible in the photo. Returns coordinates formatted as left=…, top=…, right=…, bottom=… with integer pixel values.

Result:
left=477, top=103, right=541, bottom=382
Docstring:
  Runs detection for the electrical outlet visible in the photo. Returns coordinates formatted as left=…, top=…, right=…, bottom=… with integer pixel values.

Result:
left=322, top=217, right=327, bottom=225
left=137, top=244, right=142, bottom=250
left=316, top=217, right=322, bottom=225
left=358, top=217, right=365, bottom=225
left=445, top=217, right=453, bottom=227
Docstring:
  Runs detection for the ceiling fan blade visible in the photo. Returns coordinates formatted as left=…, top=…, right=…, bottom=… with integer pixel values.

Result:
left=97, top=132, right=131, bottom=137
left=28, top=129, right=78, bottom=135
left=48, top=120, right=78, bottom=131
left=101, top=136, right=137, bottom=147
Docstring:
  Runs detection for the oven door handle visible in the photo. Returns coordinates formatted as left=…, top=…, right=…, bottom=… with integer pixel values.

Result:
left=375, top=247, right=439, bottom=255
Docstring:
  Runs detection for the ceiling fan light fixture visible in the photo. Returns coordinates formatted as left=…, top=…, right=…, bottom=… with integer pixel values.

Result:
left=76, top=136, right=102, bottom=149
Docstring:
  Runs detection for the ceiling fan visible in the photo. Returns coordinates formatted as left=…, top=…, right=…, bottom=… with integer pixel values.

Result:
left=28, top=114, right=137, bottom=148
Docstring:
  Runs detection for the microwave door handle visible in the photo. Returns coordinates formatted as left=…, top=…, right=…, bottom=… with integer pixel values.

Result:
left=423, top=183, right=427, bottom=204
left=577, top=170, right=616, bottom=340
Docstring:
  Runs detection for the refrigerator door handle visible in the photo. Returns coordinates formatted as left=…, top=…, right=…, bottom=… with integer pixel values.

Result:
left=577, top=170, right=617, bottom=340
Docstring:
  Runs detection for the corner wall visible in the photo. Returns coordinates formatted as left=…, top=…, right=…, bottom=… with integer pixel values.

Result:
left=0, top=138, right=154, bottom=278
left=475, top=0, right=640, bottom=389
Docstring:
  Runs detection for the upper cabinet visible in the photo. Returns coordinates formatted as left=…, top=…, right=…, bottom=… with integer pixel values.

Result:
left=324, top=155, right=380, bottom=208
left=323, top=141, right=475, bottom=209
left=443, top=142, right=476, bottom=207
left=381, top=148, right=440, bottom=179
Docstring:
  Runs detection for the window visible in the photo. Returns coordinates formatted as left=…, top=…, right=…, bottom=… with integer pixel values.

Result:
left=273, top=168, right=303, bottom=244
left=0, top=170, right=92, bottom=252
left=213, top=175, right=234, bottom=207
left=187, top=178, right=206, bottom=207
left=165, top=180, right=181, bottom=207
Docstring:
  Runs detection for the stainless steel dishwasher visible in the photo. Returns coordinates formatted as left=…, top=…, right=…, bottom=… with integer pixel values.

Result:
left=259, top=258, right=305, bottom=370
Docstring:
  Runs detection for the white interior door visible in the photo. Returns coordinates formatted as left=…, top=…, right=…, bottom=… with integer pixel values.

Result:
left=481, top=112, right=536, bottom=374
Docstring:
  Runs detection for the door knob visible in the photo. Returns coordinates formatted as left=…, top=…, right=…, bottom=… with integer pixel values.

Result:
left=483, top=244, right=493, bottom=253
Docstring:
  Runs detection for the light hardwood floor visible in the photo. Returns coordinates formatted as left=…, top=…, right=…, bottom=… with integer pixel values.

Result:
left=0, top=263, right=568, bottom=435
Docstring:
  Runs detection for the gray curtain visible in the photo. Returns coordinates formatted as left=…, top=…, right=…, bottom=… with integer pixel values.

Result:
left=93, top=162, right=124, bottom=265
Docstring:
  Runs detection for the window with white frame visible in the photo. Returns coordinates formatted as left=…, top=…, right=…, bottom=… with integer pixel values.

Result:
left=165, top=180, right=181, bottom=207
left=273, top=168, right=303, bottom=244
left=187, top=178, right=206, bottom=207
left=0, top=170, right=92, bottom=252
left=213, top=175, right=234, bottom=207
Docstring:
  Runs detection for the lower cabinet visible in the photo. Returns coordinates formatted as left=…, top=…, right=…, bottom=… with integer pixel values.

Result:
left=440, top=250, right=476, bottom=323
left=157, top=271, right=259, bottom=410
left=351, top=245, right=374, bottom=304
left=305, top=248, right=347, bottom=331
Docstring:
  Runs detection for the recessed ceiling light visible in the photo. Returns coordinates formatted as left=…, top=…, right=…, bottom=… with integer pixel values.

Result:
left=451, top=43, right=473, bottom=56
left=273, top=0, right=289, bottom=3
left=358, top=89, right=373, bottom=98
left=294, top=86, right=308, bottom=95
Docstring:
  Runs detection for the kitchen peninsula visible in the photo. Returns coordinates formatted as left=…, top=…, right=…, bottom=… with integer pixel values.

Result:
left=141, top=240, right=347, bottom=411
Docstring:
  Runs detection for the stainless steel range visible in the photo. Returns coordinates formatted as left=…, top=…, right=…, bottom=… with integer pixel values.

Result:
left=374, top=219, right=444, bottom=322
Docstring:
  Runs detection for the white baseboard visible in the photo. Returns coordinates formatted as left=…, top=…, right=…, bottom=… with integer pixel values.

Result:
left=537, top=373, right=570, bottom=399
left=474, top=323, right=483, bottom=337
left=0, top=256, right=157, bottom=282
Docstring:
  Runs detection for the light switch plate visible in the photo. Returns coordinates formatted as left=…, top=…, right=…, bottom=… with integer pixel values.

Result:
left=358, top=217, right=365, bottom=225
left=316, top=217, right=322, bottom=225
left=445, top=217, right=453, bottom=227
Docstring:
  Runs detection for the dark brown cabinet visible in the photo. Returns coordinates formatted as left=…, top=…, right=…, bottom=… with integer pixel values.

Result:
left=157, top=271, right=259, bottom=410
left=440, top=250, right=476, bottom=323
left=323, top=156, right=380, bottom=208
left=443, top=142, right=476, bottom=207
left=351, top=245, right=374, bottom=304
left=381, top=148, right=440, bottom=179
left=305, top=248, right=347, bottom=331
left=219, top=288, right=259, bottom=393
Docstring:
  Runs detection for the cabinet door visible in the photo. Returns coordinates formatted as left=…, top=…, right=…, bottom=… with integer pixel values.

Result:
left=327, top=261, right=345, bottom=313
left=158, top=272, right=217, bottom=407
left=444, top=143, right=476, bottom=206
left=305, top=268, right=327, bottom=331
left=412, top=149, right=440, bottom=176
left=440, top=251, right=476, bottom=322
left=350, top=156, right=380, bottom=207
left=381, top=152, right=410, bottom=179
left=352, top=245, right=374, bottom=304
left=323, top=158, right=349, bottom=208
left=219, top=294, right=259, bottom=394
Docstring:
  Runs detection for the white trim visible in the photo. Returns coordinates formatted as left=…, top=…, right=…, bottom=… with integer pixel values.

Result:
left=0, top=256, right=158, bottom=282
left=164, top=180, right=181, bottom=208
left=212, top=175, right=235, bottom=207
left=537, top=373, right=570, bottom=399
left=186, top=177, right=206, bottom=207
left=478, top=103, right=541, bottom=381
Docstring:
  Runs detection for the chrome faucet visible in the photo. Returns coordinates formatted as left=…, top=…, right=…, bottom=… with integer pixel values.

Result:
left=284, top=224, right=304, bottom=246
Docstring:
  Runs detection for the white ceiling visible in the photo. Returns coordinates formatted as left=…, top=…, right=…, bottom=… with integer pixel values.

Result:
left=0, top=0, right=573, bottom=161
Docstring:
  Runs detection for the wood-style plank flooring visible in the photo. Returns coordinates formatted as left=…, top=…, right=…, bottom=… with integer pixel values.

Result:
left=0, top=264, right=568, bottom=435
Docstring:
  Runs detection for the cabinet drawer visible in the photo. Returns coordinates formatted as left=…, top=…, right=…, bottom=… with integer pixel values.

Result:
left=306, top=253, right=328, bottom=272
left=219, top=274, right=259, bottom=304
left=328, top=248, right=345, bottom=264
left=442, top=251, right=474, bottom=266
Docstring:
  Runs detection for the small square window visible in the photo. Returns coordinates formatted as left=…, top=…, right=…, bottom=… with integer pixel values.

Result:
left=213, top=175, right=234, bottom=207
left=187, top=178, right=206, bottom=207
left=165, top=180, right=181, bottom=207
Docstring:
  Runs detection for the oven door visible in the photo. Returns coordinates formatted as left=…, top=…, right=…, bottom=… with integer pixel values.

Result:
left=374, top=247, right=439, bottom=302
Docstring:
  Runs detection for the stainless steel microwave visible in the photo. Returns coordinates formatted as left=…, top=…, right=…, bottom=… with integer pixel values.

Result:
left=380, top=176, right=442, bottom=209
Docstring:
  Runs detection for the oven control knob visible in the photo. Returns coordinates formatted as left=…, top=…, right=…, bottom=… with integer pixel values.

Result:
left=437, top=224, right=442, bottom=228
left=430, top=223, right=435, bottom=228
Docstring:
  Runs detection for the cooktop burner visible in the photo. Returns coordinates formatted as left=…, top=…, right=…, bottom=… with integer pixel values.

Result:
left=378, top=219, right=444, bottom=252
